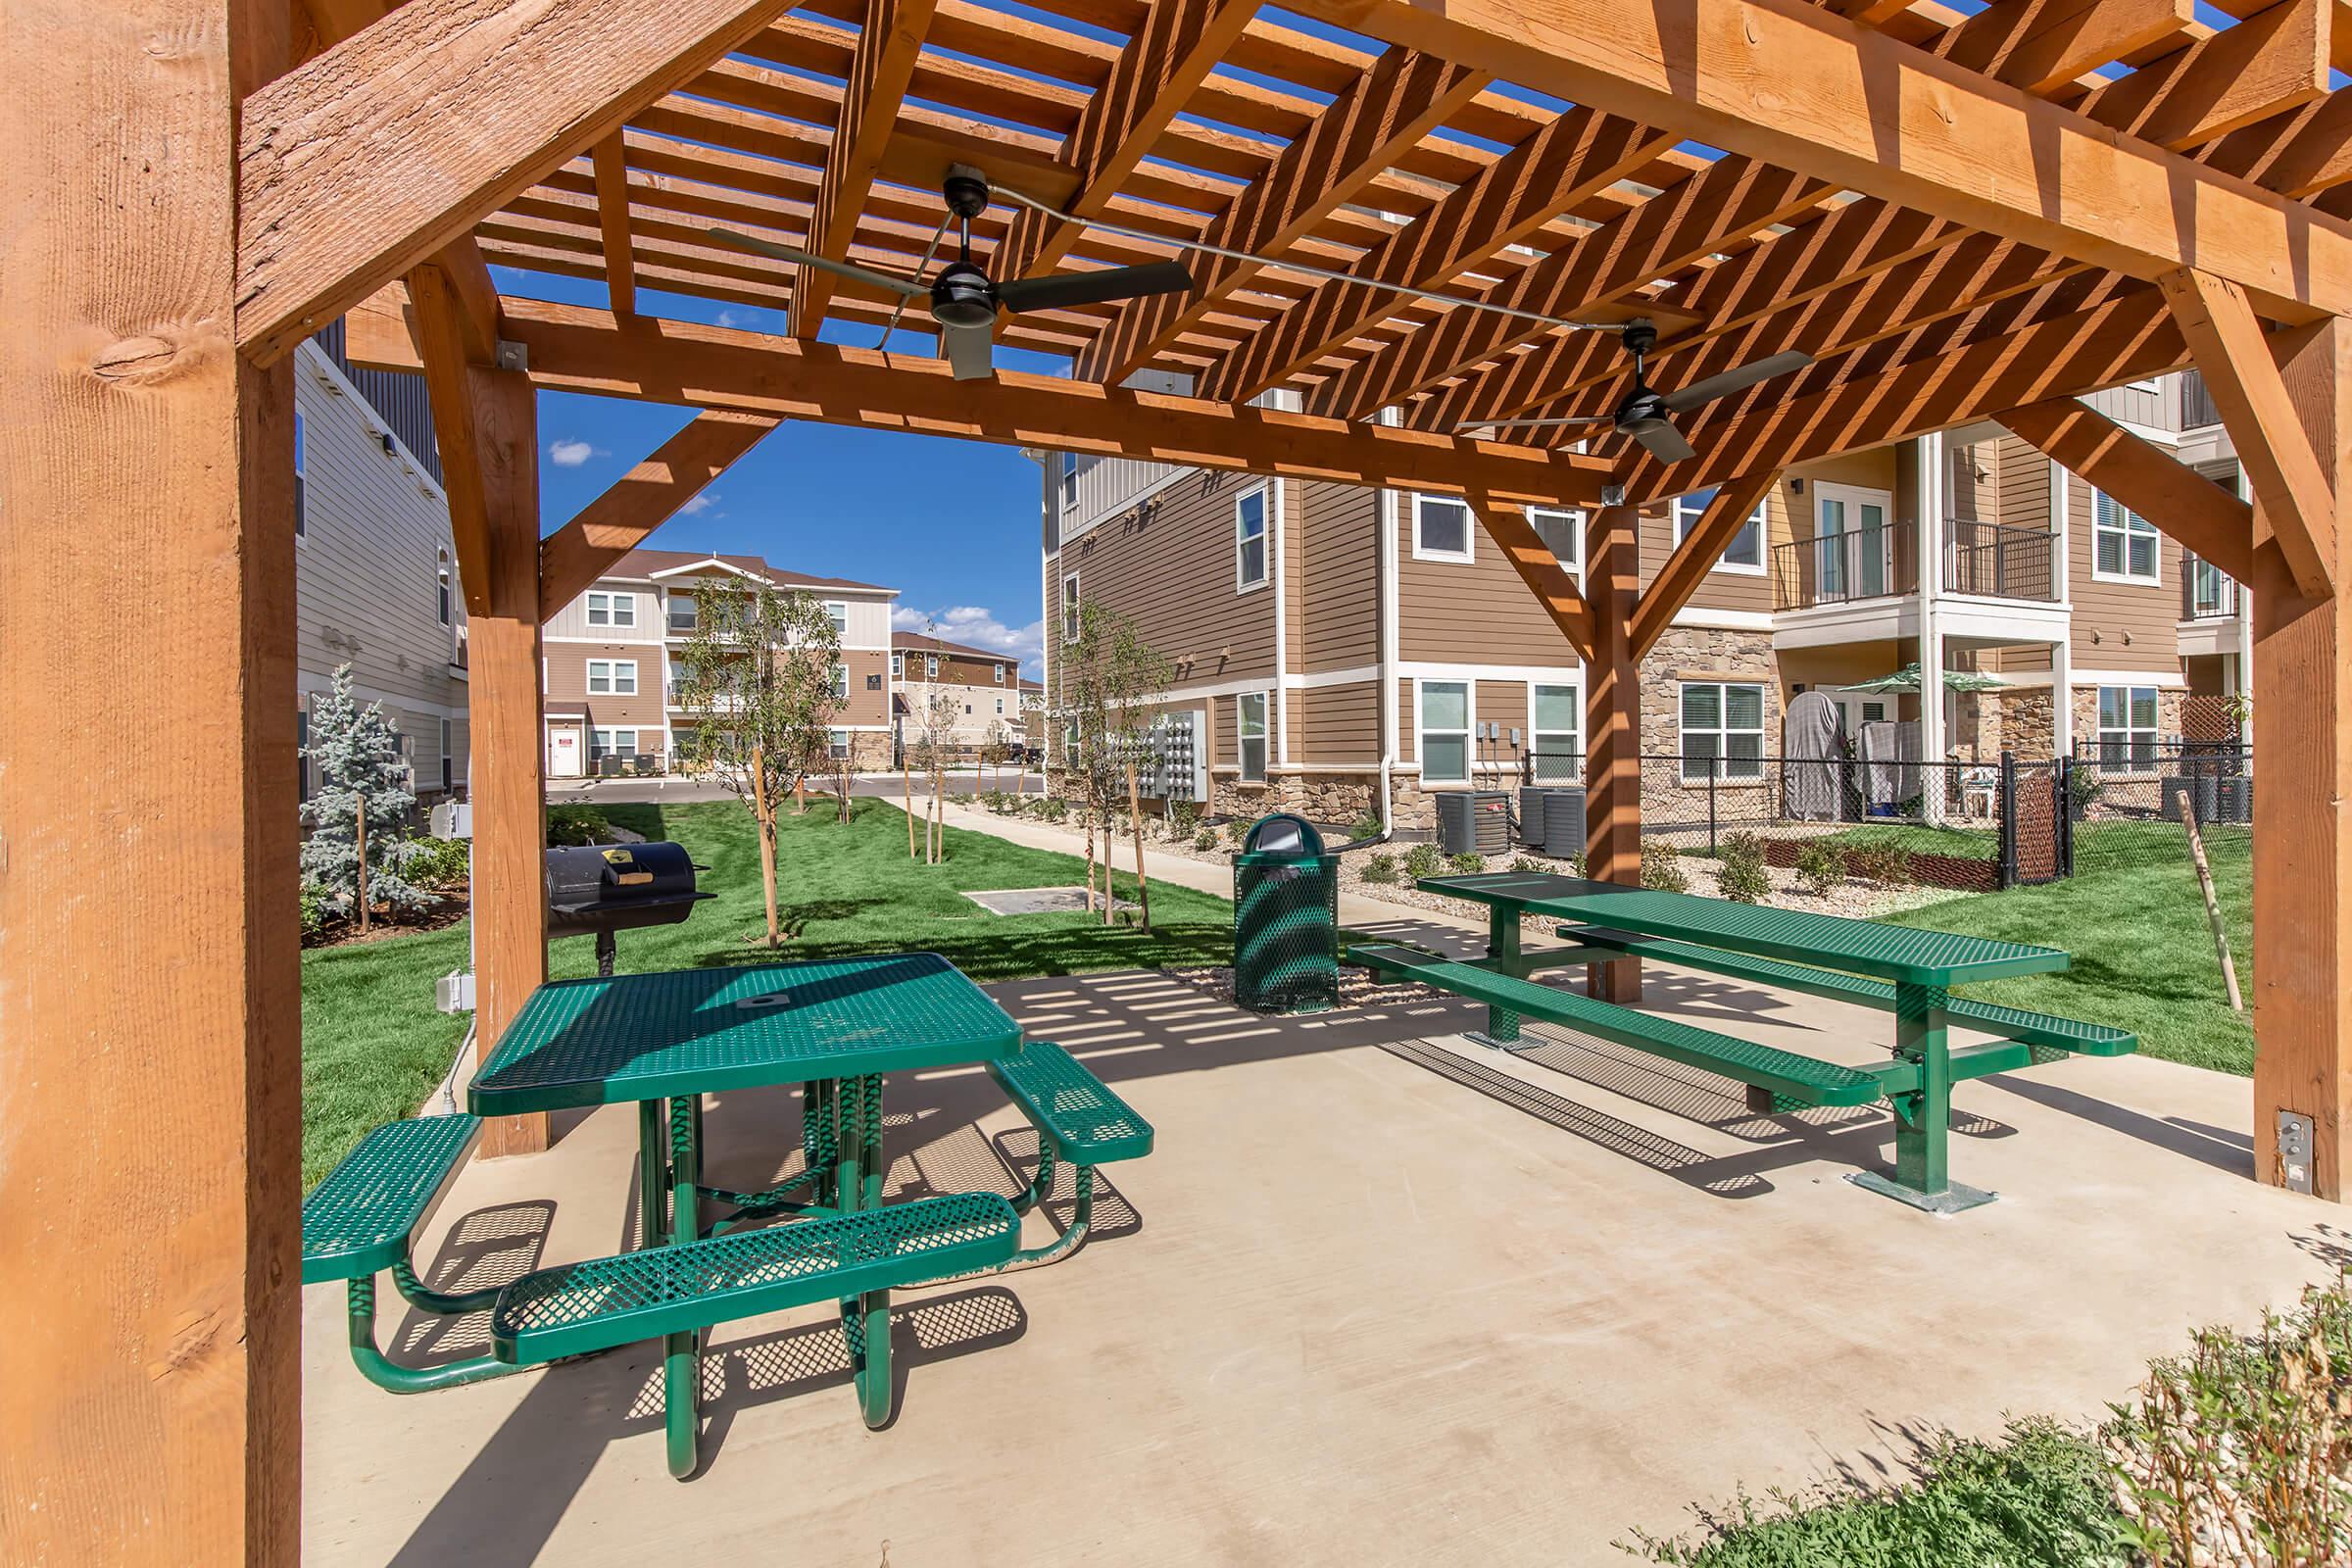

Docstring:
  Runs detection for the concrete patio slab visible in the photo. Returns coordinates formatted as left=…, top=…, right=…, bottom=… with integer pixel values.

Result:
left=305, top=941, right=2339, bottom=1566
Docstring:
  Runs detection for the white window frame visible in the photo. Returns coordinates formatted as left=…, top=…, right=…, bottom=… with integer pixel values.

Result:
left=436, top=550, right=452, bottom=627
left=993, top=662, right=1005, bottom=684
left=828, top=727, right=852, bottom=760
left=2096, top=685, right=2162, bottom=773
left=1415, top=679, right=1473, bottom=786
left=831, top=662, right=850, bottom=703
left=925, top=654, right=939, bottom=679
left=592, top=726, right=640, bottom=756
left=1410, top=493, right=1474, bottom=564
left=1236, top=692, right=1270, bottom=783
left=1673, top=490, right=1767, bottom=576
left=1528, top=506, right=1584, bottom=581
left=823, top=600, right=850, bottom=640
left=586, top=590, right=637, bottom=628
left=586, top=659, right=638, bottom=696
left=890, top=651, right=903, bottom=677
left=440, top=717, right=453, bottom=793
left=1234, top=484, right=1270, bottom=591
left=1678, top=681, right=1766, bottom=782
left=2090, top=488, right=2162, bottom=584
left=1529, top=682, right=1581, bottom=783
left=1061, top=571, right=1081, bottom=642
left=995, top=697, right=1004, bottom=714
left=667, top=593, right=698, bottom=633
left=1059, top=451, right=1079, bottom=510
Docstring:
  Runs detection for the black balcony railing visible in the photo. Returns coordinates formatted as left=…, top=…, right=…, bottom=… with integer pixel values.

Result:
left=1771, top=525, right=1909, bottom=610
left=1943, top=518, right=2056, bottom=603
left=2181, top=556, right=2239, bottom=620
left=2180, top=368, right=2225, bottom=430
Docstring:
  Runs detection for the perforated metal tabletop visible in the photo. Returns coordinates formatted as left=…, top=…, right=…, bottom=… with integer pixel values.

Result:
left=1417, top=872, right=2070, bottom=986
left=468, top=954, right=1023, bottom=1116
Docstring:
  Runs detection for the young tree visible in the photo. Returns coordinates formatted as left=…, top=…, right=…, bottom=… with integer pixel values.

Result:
left=671, top=578, right=844, bottom=945
left=909, top=684, right=960, bottom=863
left=300, top=664, right=430, bottom=930
left=981, top=717, right=1013, bottom=795
left=1059, top=601, right=1171, bottom=925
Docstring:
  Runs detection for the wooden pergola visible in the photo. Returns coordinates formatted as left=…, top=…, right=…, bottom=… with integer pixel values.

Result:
left=9, top=0, right=2349, bottom=1554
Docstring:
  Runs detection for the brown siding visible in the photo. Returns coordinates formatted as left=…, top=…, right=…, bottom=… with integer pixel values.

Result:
left=2063, top=469, right=2180, bottom=672
left=1396, top=494, right=1586, bottom=664
left=1995, top=435, right=2050, bottom=530
left=1053, top=468, right=1276, bottom=690
left=1294, top=681, right=1378, bottom=764
left=1640, top=498, right=1776, bottom=614
left=1298, top=482, right=1377, bottom=673
left=899, top=647, right=1014, bottom=689
left=543, top=642, right=665, bottom=731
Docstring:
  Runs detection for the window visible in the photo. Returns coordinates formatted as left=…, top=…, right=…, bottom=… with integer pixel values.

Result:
left=890, top=651, right=903, bottom=677
left=995, top=698, right=1004, bottom=714
left=668, top=595, right=697, bottom=633
left=2097, top=686, right=2160, bottom=770
left=925, top=655, right=939, bottom=678
left=592, top=727, right=639, bottom=756
left=586, top=659, right=638, bottom=696
left=865, top=672, right=882, bottom=691
left=1236, top=692, right=1269, bottom=782
left=1418, top=681, right=1470, bottom=783
left=1061, top=572, right=1081, bottom=641
left=1680, top=683, right=1765, bottom=781
left=823, top=601, right=849, bottom=639
left=292, top=412, right=307, bottom=538
left=1674, top=489, right=1766, bottom=573
left=993, top=662, right=1005, bottom=684
left=1530, top=507, right=1583, bottom=575
left=2092, top=489, right=2160, bottom=582
left=1060, top=451, right=1079, bottom=509
left=440, top=717, right=453, bottom=793
left=1062, top=720, right=1080, bottom=769
left=828, top=728, right=851, bottom=760
left=964, top=703, right=973, bottom=715
left=436, top=551, right=452, bottom=627
left=831, top=662, right=850, bottom=702
left=586, top=591, right=636, bottom=628
left=1235, top=486, right=1269, bottom=588
left=1531, top=684, right=1580, bottom=783
left=1412, top=494, right=1472, bottom=563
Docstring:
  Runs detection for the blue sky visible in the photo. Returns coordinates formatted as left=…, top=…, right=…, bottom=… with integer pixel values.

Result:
left=510, top=269, right=1061, bottom=674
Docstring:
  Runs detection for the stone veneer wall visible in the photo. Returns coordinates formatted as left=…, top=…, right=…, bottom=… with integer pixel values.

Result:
left=2071, top=685, right=2185, bottom=758
left=1641, top=626, right=1782, bottom=762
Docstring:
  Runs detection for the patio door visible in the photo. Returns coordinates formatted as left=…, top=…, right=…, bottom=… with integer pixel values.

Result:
left=1815, top=484, right=1892, bottom=600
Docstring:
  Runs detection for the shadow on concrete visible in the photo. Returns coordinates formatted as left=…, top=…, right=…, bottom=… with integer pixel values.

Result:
left=1984, top=1073, right=2256, bottom=1179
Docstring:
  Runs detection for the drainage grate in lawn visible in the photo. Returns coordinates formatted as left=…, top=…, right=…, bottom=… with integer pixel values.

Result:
left=962, top=886, right=1137, bottom=916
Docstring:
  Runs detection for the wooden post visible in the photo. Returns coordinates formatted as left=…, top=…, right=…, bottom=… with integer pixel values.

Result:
left=1, top=1, right=300, bottom=1558
left=2241, top=317, right=2351, bottom=1194
left=469, top=368, right=552, bottom=1157
left=1585, top=504, right=1643, bottom=1003
left=1128, top=760, right=1152, bottom=932
left=904, top=752, right=917, bottom=858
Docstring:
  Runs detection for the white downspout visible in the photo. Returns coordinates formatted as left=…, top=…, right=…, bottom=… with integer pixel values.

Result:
left=1918, top=432, right=1947, bottom=820
left=1377, top=409, right=1401, bottom=828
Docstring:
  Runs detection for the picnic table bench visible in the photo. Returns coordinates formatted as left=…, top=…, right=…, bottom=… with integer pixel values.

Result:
left=302, top=954, right=1152, bottom=1479
left=1352, top=872, right=2135, bottom=1212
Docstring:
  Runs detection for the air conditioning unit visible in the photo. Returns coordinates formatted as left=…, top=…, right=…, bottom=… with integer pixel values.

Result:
left=1436, top=791, right=1512, bottom=856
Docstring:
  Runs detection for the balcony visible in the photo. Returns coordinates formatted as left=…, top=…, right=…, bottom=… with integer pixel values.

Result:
left=2180, top=368, right=2225, bottom=430
left=1772, top=524, right=1914, bottom=612
left=2181, top=557, right=2239, bottom=621
left=1942, top=519, right=2057, bottom=603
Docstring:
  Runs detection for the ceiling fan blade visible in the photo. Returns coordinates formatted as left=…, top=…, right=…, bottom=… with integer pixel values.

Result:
left=1455, top=414, right=1614, bottom=432
left=942, top=320, right=996, bottom=381
left=996, top=261, right=1194, bottom=315
left=1624, top=418, right=1697, bottom=464
left=704, top=227, right=928, bottom=299
left=1659, top=351, right=1814, bottom=415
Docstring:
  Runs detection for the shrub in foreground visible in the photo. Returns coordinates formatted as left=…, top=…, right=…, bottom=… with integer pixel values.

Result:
left=1401, top=843, right=1445, bottom=880
left=1717, top=832, right=1769, bottom=904
left=1641, top=840, right=1690, bottom=893
left=1360, top=853, right=1398, bottom=885
left=1795, top=839, right=1846, bottom=897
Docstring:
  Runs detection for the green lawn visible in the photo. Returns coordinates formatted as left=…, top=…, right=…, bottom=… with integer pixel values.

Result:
left=301, top=796, right=1231, bottom=1188
left=1886, top=831, right=2252, bottom=1074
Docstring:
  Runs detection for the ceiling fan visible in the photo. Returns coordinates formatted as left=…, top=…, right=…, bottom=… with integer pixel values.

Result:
left=708, top=166, right=1194, bottom=381
left=1457, top=321, right=1812, bottom=464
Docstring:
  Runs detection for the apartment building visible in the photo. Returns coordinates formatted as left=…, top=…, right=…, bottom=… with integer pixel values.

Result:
left=891, top=632, right=1028, bottom=754
left=1036, top=374, right=2237, bottom=827
left=294, top=321, right=470, bottom=803
left=541, top=550, right=898, bottom=775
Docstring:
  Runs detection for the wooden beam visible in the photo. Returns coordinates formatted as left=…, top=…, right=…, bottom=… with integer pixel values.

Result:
left=2246, top=316, right=2352, bottom=1197
left=2067, top=0, right=2329, bottom=151
left=410, top=262, right=498, bottom=615
left=1584, top=505, right=1643, bottom=1002
left=539, top=412, right=781, bottom=614
left=4, top=0, right=299, bottom=1559
left=1998, top=397, right=2256, bottom=580
left=1309, top=158, right=1831, bottom=421
left=590, top=134, right=639, bottom=316
left=794, top=0, right=937, bottom=337
left=992, top=0, right=1263, bottom=283
left=1935, top=0, right=2195, bottom=95
left=1471, top=498, right=1594, bottom=657
left=468, top=367, right=553, bottom=1157
left=236, top=0, right=808, bottom=365
left=1285, top=0, right=2352, bottom=321
left=1074, top=46, right=1491, bottom=386
left=1621, top=285, right=2185, bottom=503
left=2200, top=86, right=2352, bottom=198
left=2160, top=268, right=2337, bottom=595
left=1198, top=108, right=1678, bottom=405
left=1631, top=470, right=1781, bottom=658
left=496, top=296, right=1612, bottom=505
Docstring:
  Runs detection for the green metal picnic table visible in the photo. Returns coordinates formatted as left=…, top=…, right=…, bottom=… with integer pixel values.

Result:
left=469, top=952, right=1023, bottom=1463
left=1413, top=872, right=2075, bottom=1210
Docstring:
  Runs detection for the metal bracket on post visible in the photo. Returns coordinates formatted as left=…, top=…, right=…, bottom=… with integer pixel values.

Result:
left=2278, top=1110, right=2317, bottom=1194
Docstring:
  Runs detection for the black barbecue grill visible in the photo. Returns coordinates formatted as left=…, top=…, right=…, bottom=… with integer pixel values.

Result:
left=544, top=841, right=712, bottom=973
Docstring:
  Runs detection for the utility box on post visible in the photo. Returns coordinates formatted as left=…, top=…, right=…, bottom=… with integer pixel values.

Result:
left=1233, top=814, right=1338, bottom=1013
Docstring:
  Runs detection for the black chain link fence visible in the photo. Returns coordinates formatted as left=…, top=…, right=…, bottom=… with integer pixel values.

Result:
left=2064, top=743, right=2253, bottom=878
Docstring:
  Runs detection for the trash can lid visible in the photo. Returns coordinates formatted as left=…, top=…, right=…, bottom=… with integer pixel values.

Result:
left=1242, top=812, right=1324, bottom=858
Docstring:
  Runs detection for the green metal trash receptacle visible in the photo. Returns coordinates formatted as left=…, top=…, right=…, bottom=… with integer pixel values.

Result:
left=1233, top=813, right=1338, bottom=1013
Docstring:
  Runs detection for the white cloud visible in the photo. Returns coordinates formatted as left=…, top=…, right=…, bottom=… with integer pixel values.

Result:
left=715, top=310, right=742, bottom=328
left=679, top=491, right=717, bottom=515
left=548, top=438, right=603, bottom=467
left=893, top=604, right=1045, bottom=671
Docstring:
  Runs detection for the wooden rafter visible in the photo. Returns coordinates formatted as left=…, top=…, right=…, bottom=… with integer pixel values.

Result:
left=1998, top=396, right=2257, bottom=580
left=1629, top=469, right=1782, bottom=657
left=1934, top=0, right=2195, bottom=95
left=1471, top=498, right=1595, bottom=657
left=2065, top=0, right=2329, bottom=151
left=2159, top=268, right=2338, bottom=595
left=236, top=0, right=809, bottom=364
left=2202, top=87, right=2352, bottom=197
left=590, top=134, right=639, bottom=316
left=1074, top=46, right=1491, bottom=386
left=991, top=0, right=1263, bottom=283
left=539, top=412, right=784, bottom=615
left=795, top=0, right=938, bottom=337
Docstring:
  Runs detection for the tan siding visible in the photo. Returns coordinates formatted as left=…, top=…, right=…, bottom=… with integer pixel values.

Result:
left=1397, top=495, right=1586, bottom=664
left=1295, top=681, right=1378, bottom=764
left=1996, top=435, right=2051, bottom=530
left=1638, top=500, right=1775, bottom=614
left=2064, top=469, right=2180, bottom=672
left=1299, top=482, right=1379, bottom=672
left=1054, top=469, right=1276, bottom=686
left=542, top=643, right=666, bottom=731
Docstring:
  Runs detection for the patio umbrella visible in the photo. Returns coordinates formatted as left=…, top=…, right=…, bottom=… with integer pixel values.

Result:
left=1842, top=662, right=2009, bottom=694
